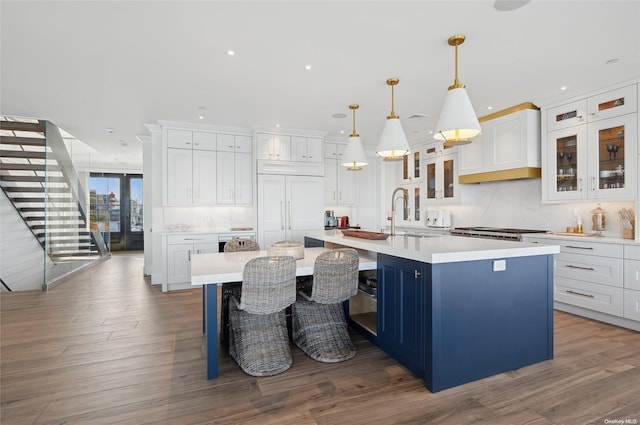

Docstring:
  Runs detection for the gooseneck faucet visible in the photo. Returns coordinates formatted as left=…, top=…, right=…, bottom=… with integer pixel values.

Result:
left=389, top=187, right=408, bottom=236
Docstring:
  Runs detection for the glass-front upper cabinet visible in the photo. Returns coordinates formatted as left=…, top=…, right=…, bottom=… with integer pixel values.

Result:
left=402, top=150, right=421, bottom=182
left=546, top=114, right=636, bottom=201
left=425, top=153, right=458, bottom=204
left=586, top=85, right=637, bottom=123
left=588, top=114, right=636, bottom=200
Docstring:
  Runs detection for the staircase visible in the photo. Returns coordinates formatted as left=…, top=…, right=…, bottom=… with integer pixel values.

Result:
left=0, top=118, right=107, bottom=262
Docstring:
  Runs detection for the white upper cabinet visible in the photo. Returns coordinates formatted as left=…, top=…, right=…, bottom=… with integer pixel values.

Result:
left=546, top=100, right=587, bottom=132
left=324, top=142, right=355, bottom=205
left=192, top=132, right=218, bottom=151
left=164, top=127, right=253, bottom=206
left=216, top=134, right=252, bottom=153
left=291, top=136, right=323, bottom=163
left=542, top=82, right=638, bottom=202
left=255, top=133, right=291, bottom=161
left=167, top=129, right=193, bottom=149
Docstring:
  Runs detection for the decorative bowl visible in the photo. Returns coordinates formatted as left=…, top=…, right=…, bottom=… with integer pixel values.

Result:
left=267, top=241, right=304, bottom=259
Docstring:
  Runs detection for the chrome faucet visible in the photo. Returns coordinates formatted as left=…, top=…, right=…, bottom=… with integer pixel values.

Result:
left=389, top=187, right=408, bottom=236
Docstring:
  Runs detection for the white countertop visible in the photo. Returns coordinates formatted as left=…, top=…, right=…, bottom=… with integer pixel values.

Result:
left=524, top=232, right=639, bottom=245
left=309, top=230, right=560, bottom=264
left=191, top=247, right=377, bottom=285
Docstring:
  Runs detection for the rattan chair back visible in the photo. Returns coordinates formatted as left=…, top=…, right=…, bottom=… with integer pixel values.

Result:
left=311, top=248, right=359, bottom=304
left=224, top=238, right=260, bottom=252
left=239, top=256, right=296, bottom=314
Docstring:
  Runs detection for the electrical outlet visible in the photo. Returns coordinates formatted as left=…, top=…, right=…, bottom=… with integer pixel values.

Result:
left=493, top=259, right=506, bottom=272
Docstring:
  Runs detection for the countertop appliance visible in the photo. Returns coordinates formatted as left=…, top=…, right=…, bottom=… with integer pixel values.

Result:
left=449, top=227, right=548, bottom=241
left=426, top=210, right=451, bottom=228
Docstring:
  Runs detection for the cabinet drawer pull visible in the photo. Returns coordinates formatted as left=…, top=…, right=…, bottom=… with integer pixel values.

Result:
left=184, top=238, right=204, bottom=241
left=415, top=270, right=421, bottom=278
left=565, top=245, right=593, bottom=250
left=566, top=289, right=594, bottom=298
left=566, top=264, right=595, bottom=271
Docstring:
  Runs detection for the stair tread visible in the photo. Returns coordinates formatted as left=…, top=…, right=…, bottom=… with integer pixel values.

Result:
left=0, top=163, right=61, bottom=171
left=0, top=136, right=46, bottom=146
left=0, top=121, right=44, bottom=132
left=1, top=175, right=67, bottom=183
left=0, top=150, right=47, bottom=159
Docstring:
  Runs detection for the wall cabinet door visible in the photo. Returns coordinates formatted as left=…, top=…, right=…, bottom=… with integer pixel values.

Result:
left=192, top=150, right=217, bottom=205
left=587, top=85, right=637, bottom=122
left=377, top=254, right=425, bottom=376
left=324, top=158, right=338, bottom=205
left=545, top=126, right=588, bottom=201
left=167, top=240, right=218, bottom=284
left=425, top=153, right=458, bottom=205
left=167, top=148, right=193, bottom=204
left=547, top=100, right=587, bottom=132
left=291, top=136, right=322, bottom=162
left=217, top=151, right=253, bottom=205
left=167, top=129, right=193, bottom=149
left=256, top=133, right=291, bottom=161
left=402, top=150, right=422, bottom=183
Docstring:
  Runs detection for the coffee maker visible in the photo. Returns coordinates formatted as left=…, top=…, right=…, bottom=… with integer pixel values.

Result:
left=325, top=210, right=337, bottom=227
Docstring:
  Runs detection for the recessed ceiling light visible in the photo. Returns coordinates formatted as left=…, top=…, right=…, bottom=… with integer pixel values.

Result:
left=305, top=65, right=312, bottom=70
left=332, top=113, right=347, bottom=119
left=560, top=86, right=567, bottom=91
left=275, top=124, right=280, bottom=128
left=199, top=115, right=204, bottom=120
left=606, top=58, right=620, bottom=64
left=120, top=140, right=128, bottom=147
left=428, top=131, right=433, bottom=134
left=340, top=130, right=345, bottom=134
left=227, top=50, right=235, bottom=56
left=487, top=106, right=493, bottom=110
left=106, top=128, right=115, bottom=134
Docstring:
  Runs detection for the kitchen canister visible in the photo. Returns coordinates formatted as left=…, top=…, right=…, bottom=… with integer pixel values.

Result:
left=590, top=203, right=606, bottom=234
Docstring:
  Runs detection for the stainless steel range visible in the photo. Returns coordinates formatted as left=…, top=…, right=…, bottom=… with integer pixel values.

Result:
left=449, top=227, right=548, bottom=241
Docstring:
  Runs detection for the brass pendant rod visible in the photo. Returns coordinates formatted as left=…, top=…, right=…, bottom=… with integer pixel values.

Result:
left=349, top=104, right=359, bottom=137
left=454, top=43, right=460, bottom=87
left=386, top=78, right=399, bottom=119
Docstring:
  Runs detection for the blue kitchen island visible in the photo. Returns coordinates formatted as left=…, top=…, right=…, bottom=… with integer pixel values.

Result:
left=307, top=231, right=560, bottom=393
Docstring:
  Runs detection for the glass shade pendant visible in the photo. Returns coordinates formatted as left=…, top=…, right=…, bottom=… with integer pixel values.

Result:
left=341, top=104, right=368, bottom=171
left=376, top=78, right=410, bottom=161
left=434, top=34, right=481, bottom=147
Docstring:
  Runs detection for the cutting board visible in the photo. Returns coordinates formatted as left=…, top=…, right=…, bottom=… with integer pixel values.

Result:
left=341, top=230, right=389, bottom=240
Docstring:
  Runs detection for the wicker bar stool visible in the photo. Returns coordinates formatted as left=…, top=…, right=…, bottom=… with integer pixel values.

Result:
left=221, top=238, right=261, bottom=346
left=228, top=256, right=297, bottom=376
left=224, top=238, right=260, bottom=252
left=292, top=248, right=359, bottom=363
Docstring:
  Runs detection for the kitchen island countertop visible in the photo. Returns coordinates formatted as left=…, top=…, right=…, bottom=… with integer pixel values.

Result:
left=307, top=230, right=559, bottom=263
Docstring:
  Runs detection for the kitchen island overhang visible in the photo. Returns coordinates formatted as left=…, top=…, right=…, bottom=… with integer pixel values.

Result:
left=309, top=231, right=560, bottom=392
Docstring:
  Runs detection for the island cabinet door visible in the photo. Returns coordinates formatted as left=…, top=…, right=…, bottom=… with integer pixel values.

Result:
left=377, top=254, right=426, bottom=378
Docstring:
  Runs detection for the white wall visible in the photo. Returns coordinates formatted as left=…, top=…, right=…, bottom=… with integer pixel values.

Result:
left=0, top=191, right=44, bottom=291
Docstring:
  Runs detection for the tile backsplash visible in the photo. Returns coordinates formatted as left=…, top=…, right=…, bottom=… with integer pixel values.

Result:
left=446, top=178, right=634, bottom=238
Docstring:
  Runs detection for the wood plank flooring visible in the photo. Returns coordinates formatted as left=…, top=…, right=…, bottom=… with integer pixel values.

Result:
left=1, top=251, right=639, bottom=425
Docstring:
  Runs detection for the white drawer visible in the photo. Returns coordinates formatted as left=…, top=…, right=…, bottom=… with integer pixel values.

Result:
left=555, top=252, right=623, bottom=288
left=167, top=233, right=219, bottom=245
left=555, top=277, right=623, bottom=317
left=523, top=237, right=548, bottom=245
left=624, top=244, right=640, bottom=261
left=624, top=259, right=640, bottom=291
left=623, top=289, right=640, bottom=321
left=556, top=240, right=623, bottom=258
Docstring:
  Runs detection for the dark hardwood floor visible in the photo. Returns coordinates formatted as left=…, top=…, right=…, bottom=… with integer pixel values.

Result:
left=1, top=252, right=639, bottom=425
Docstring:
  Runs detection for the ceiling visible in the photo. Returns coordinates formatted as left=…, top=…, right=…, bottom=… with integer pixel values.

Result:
left=2, top=1, right=639, bottom=169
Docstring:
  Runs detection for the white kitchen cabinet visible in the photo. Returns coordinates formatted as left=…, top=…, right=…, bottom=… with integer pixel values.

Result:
left=553, top=239, right=623, bottom=316
left=401, top=149, right=422, bottom=183
left=255, top=133, right=291, bottom=161
left=424, top=150, right=458, bottom=205
left=395, top=183, right=422, bottom=226
left=167, top=129, right=194, bottom=149
left=165, top=233, right=219, bottom=291
left=324, top=142, right=356, bottom=206
left=192, top=132, right=218, bottom=150
left=257, top=174, right=324, bottom=248
left=167, top=148, right=217, bottom=205
left=216, top=151, right=253, bottom=205
left=291, top=136, right=323, bottom=163
left=216, top=134, right=252, bottom=153
left=542, top=82, right=638, bottom=203
left=544, top=113, right=637, bottom=202
left=458, top=105, right=540, bottom=183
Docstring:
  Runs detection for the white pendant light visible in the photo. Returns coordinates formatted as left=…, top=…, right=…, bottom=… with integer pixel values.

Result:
left=341, top=104, right=368, bottom=171
left=376, top=78, right=410, bottom=161
left=434, top=34, right=481, bottom=147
